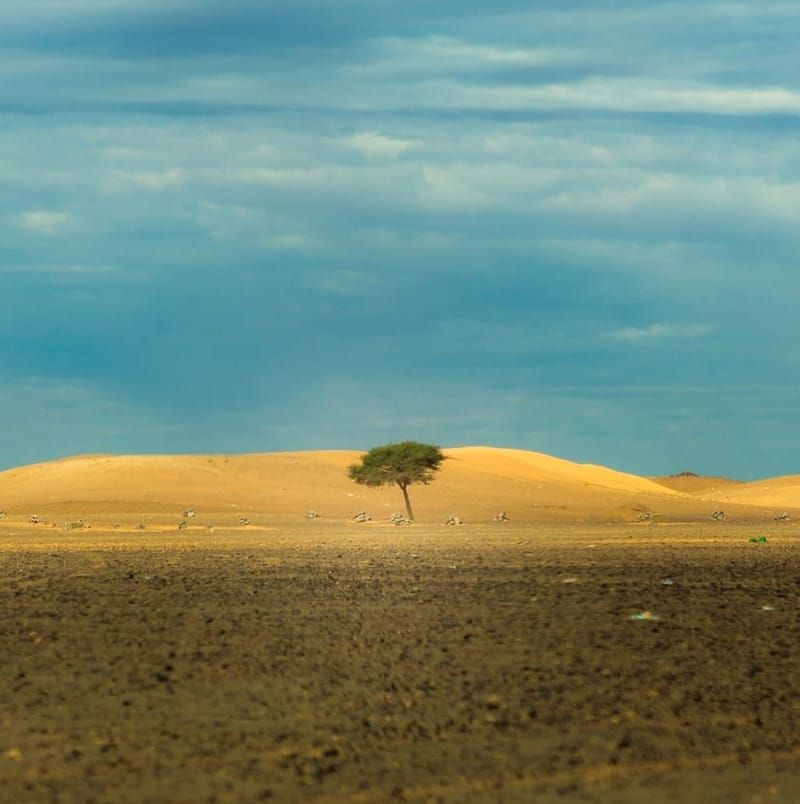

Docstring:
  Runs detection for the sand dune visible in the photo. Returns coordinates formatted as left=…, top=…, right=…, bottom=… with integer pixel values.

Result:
left=697, top=474, right=800, bottom=509
left=652, top=471, right=799, bottom=510
left=0, top=448, right=796, bottom=523
left=650, top=472, right=743, bottom=494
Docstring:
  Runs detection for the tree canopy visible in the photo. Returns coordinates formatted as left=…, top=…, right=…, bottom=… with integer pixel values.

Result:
left=347, top=441, right=446, bottom=522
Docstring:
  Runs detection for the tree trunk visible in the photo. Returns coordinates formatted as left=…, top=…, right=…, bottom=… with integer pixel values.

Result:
left=398, top=482, right=414, bottom=521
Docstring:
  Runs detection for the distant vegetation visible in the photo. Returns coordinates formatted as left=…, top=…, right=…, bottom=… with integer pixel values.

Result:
left=347, top=441, right=446, bottom=522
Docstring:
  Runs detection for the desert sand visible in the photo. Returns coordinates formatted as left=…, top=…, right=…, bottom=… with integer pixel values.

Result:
left=1, top=446, right=798, bottom=525
left=1, top=448, right=799, bottom=803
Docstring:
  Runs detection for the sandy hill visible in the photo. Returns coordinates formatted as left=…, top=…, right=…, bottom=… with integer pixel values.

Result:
left=651, top=472, right=799, bottom=511
left=0, top=448, right=796, bottom=524
left=650, top=473, right=743, bottom=494
left=697, top=474, right=800, bottom=510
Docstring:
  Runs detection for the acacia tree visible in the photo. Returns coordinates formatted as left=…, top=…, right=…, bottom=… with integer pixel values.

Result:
left=347, top=441, right=446, bottom=522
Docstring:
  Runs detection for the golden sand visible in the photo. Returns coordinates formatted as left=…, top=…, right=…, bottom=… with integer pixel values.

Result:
left=0, top=447, right=796, bottom=523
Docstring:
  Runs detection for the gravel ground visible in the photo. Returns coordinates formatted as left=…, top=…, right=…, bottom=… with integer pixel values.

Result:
left=1, top=522, right=799, bottom=803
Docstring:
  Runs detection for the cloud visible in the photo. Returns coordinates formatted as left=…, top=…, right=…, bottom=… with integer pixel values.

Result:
left=17, top=210, right=75, bottom=234
left=420, top=165, right=497, bottom=211
left=609, top=323, right=713, bottom=342
left=346, top=132, right=417, bottom=160
left=1, top=0, right=799, bottom=478
left=405, top=76, right=800, bottom=116
left=106, top=168, right=185, bottom=190
left=231, top=167, right=331, bottom=187
left=352, top=36, right=582, bottom=80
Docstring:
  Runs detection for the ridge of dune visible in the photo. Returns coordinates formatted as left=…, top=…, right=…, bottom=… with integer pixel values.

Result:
left=649, top=474, right=743, bottom=494
left=0, top=452, right=362, bottom=512
left=445, top=447, right=683, bottom=497
left=0, top=447, right=680, bottom=504
left=698, top=473, right=800, bottom=508
left=0, top=447, right=793, bottom=522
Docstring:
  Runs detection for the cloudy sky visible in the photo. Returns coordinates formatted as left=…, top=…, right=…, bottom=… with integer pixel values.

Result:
left=2, top=1, right=799, bottom=478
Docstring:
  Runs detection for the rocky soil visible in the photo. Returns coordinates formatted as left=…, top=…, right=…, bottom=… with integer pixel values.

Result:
left=2, top=522, right=799, bottom=802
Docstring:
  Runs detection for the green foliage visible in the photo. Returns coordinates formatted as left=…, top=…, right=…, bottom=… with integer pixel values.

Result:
left=348, top=441, right=445, bottom=488
left=347, top=441, right=446, bottom=521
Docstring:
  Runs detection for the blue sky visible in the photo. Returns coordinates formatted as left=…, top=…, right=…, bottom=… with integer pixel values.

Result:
left=2, top=1, right=799, bottom=478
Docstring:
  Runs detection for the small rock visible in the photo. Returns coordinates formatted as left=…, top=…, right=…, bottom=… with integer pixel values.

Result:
left=629, top=611, right=660, bottom=621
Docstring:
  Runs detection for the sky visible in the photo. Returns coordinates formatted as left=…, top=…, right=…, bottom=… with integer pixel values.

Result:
left=2, top=1, right=799, bottom=479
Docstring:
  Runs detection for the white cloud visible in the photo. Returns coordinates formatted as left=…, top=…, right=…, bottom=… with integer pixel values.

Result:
left=610, top=323, right=713, bottom=342
left=538, top=173, right=800, bottom=233
left=361, top=36, right=582, bottom=76
left=106, top=168, right=185, bottom=190
left=17, top=210, right=75, bottom=234
left=231, top=167, right=330, bottom=187
left=346, top=132, right=417, bottom=160
left=420, top=165, right=497, bottom=211
left=190, top=200, right=324, bottom=252
left=416, top=77, right=800, bottom=116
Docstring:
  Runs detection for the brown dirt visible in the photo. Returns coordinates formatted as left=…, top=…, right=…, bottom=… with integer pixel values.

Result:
left=2, top=519, right=800, bottom=803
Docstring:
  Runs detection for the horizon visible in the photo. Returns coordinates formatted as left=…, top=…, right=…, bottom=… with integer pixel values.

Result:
left=2, top=2, right=799, bottom=480
left=0, top=444, right=782, bottom=484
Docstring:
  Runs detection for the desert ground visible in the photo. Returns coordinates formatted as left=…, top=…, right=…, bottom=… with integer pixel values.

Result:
left=1, top=448, right=799, bottom=802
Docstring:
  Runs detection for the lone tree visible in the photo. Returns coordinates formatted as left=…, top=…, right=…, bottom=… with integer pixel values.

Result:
left=347, top=441, right=446, bottom=522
